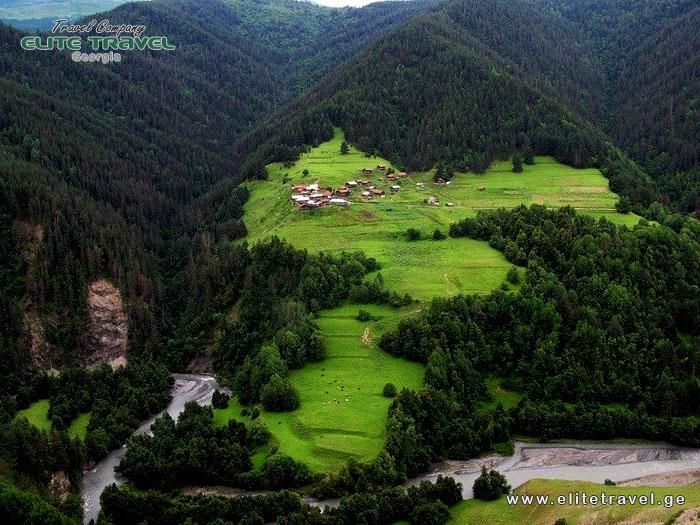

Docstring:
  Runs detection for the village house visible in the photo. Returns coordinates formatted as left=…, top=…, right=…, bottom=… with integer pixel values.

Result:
left=398, top=172, right=408, bottom=178
left=336, top=187, right=351, bottom=196
left=371, top=188, right=385, bottom=197
left=387, top=173, right=398, bottom=181
left=377, top=164, right=387, bottom=170
left=391, top=185, right=401, bottom=192
left=362, top=167, right=373, bottom=174
left=361, top=191, right=371, bottom=197
left=346, top=180, right=358, bottom=187
left=416, top=182, right=425, bottom=188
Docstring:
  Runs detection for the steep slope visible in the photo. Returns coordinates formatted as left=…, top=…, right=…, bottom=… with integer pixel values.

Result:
left=531, top=0, right=700, bottom=213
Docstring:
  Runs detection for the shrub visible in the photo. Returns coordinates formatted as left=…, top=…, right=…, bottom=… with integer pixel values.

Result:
left=302, top=169, right=309, bottom=176
left=604, top=479, right=616, bottom=486
left=410, top=500, right=450, bottom=525
left=406, top=228, right=421, bottom=241
left=432, top=229, right=446, bottom=240
left=615, top=196, right=631, bottom=214
left=212, top=389, right=230, bottom=409
left=260, top=375, right=300, bottom=411
left=506, top=265, right=520, bottom=284
left=383, top=383, right=397, bottom=398
left=473, top=467, right=511, bottom=500
left=356, top=309, right=375, bottom=322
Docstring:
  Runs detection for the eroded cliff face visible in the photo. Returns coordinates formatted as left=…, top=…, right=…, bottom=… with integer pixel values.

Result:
left=86, top=279, right=128, bottom=369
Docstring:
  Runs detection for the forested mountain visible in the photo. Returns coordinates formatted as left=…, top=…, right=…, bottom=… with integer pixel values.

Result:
left=230, top=0, right=652, bottom=206
left=233, top=0, right=698, bottom=215
left=0, top=0, right=433, bottom=369
left=530, top=0, right=700, bottom=213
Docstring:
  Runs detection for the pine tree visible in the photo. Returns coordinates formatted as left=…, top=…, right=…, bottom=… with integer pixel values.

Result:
left=512, top=152, right=524, bottom=173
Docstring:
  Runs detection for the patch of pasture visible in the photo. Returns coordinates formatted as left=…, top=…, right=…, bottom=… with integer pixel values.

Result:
left=67, top=412, right=91, bottom=440
left=214, top=304, right=423, bottom=472
left=15, top=399, right=51, bottom=432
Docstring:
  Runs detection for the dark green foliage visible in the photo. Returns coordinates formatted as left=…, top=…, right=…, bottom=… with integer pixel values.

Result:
left=0, top=477, right=74, bottom=525
left=100, top=484, right=306, bottom=525
left=506, top=266, right=520, bottom=284
left=512, top=152, right=524, bottom=173
left=432, top=229, right=446, bottom=241
left=258, top=454, right=315, bottom=490
left=214, top=239, right=383, bottom=379
left=212, top=390, right=231, bottom=410
left=383, top=383, right=397, bottom=398
left=260, top=375, right=301, bottom=412
left=340, top=141, right=349, bottom=155
left=473, top=466, right=511, bottom=500
left=101, top=475, right=462, bottom=525
left=406, top=228, right=421, bottom=242
left=410, top=500, right=450, bottom=525
left=616, top=196, right=632, bottom=214
left=356, top=309, right=375, bottom=322
left=384, top=206, right=699, bottom=445
left=117, top=402, right=256, bottom=490
left=524, top=145, right=535, bottom=165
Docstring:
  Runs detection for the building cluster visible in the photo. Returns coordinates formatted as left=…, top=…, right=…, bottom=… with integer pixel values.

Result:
left=290, top=165, right=411, bottom=210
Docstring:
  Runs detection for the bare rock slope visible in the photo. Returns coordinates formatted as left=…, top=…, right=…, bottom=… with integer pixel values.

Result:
left=86, top=279, right=128, bottom=369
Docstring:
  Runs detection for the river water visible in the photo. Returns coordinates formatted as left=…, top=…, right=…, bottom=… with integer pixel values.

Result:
left=80, top=374, right=700, bottom=521
left=79, top=374, right=220, bottom=524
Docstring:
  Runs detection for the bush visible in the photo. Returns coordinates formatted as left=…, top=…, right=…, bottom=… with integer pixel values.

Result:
left=506, top=265, right=520, bottom=284
left=432, top=229, right=446, bottom=240
left=473, top=467, right=511, bottom=500
left=615, top=196, right=631, bottom=214
left=410, top=500, right=450, bottom=525
left=212, top=389, right=230, bottom=409
left=356, top=309, right=375, bottom=322
left=260, top=375, right=300, bottom=411
left=604, top=479, right=616, bottom=486
left=406, top=228, right=421, bottom=241
left=383, top=383, right=397, bottom=398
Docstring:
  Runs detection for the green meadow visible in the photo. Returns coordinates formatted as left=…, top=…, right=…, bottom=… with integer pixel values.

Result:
left=448, top=479, right=700, bottom=525
left=214, top=304, right=423, bottom=472
left=15, top=400, right=91, bottom=440
left=224, top=128, right=642, bottom=472
left=245, top=129, right=639, bottom=299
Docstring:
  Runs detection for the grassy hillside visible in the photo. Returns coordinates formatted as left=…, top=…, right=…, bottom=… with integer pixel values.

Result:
left=245, top=128, right=639, bottom=301
left=215, top=303, right=423, bottom=472
left=218, top=127, right=642, bottom=472
left=449, top=479, right=700, bottom=524
left=245, top=128, right=518, bottom=300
